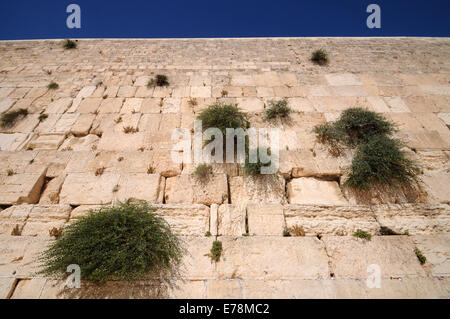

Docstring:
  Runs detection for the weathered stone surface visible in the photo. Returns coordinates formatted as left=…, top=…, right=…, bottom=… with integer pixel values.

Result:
left=0, top=133, right=29, bottom=151
left=284, top=205, right=379, bottom=236
left=0, top=277, right=16, bottom=299
left=411, top=234, right=450, bottom=276
left=21, top=204, right=71, bottom=237
left=217, top=204, right=246, bottom=236
left=27, top=133, right=66, bottom=150
left=229, top=175, right=286, bottom=204
left=322, top=236, right=427, bottom=279
left=97, top=131, right=145, bottom=151
left=153, top=204, right=209, bottom=236
left=165, top=174, right=228, bottom=205
left=287, top=177, right=347, bottom=205
left=218, top=237, right=330, bottom=280
left=0, top=167, right=47, bottom=205
left=247, top=204, right=285, bottom=236
left=69, top=205, right=102, bottom=219
left=372, top=204, right=450, bottom=235
left=114, top=173, right=164, bottom=203
left=11, top=278, right=47, bottom=299
left=178, top=237, right=216, bottom=280
left=0, top=204, right=32, bottom=235
left=59, top=173, right=120, bottom=205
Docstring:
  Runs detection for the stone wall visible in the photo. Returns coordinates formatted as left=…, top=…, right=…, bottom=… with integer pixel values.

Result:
left=0, top=37, right=449, bottom=298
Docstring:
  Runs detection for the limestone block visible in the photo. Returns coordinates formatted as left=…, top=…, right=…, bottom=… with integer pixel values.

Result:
left=412, top=234, right=450, bottom=277
left=121, top=98, right=143, bottom=113
left=161, top=98, right=181, bottom=113
left=169, top=280, right=206, bottom=299
left=247, top=204, right=285, bottom=236
left=190, top=86, right=211, bottom=98
left=114, top=173, right=164, bottom=204
left=39, top=174, right=66, bottom=204
left=0, top=167, right=47, bottom=205
left=217, top=204, right=246, bottom=236
left=0, top=133, right=29, bottom=151
left=0, top=114, right=40, bottom=134
left=141, top=98, right=161, bottom=113
left=236, top=97, right=264, bottom=112
left=21, top=204, right=71, bottom=237
left=76, top=86, right=96, bottom=99
left=117, top=86, right=137, bottom=98
left=70, top=113, right=95, bottom=136
left=325, top=73, right=362, bottom=86
left=0, top=98, right=15, bottom=113
left=98, top=97, right=123, bottom=113
left=284, top=204, right=379, bottom=236
left=45, top=98, right=72, bottom=113
left=25, top=150, right=70, bottom=177
left=52, top=113, right=79, bottom=133
left=372, top=204, right=450, bottom=235
left=286, top=177, right=347, bottom=205
left=178, top=237, right=216, bottom=280
left=11, top=278, right=47, bottom=299
left=59, top=134, right=99, bottom=151
left=97, top=131, right=146, bottom=151
left=206, top=280, right=242, bottom=299
left=0, top=277, right=16, bottom=299
left=153, top=204, right=209, bottom=236
left=77, top=97, right=102, bottom=113
left=27, top=133, right=66, bottom=150
left=217, top=237, right=330, bottom=280
left=421, top=171, right=450, bottom=204
left=70, top=205, right=103, bottom=219
left=0, top=235, right=30, bottom=276
left=437, top=113, right=450, bottom=128
left=0, top=204, right=33, bottom=235
left=210, top=204, right=218, bottom=236
left=229, top=175, right=286, bottom=204
left=59, top=173, right=120, bottom=205
left=165, top=174, right=228, bottom=205
left=322, top=236, right=426, bottom=279
left=34, top=114, right=61, bottom=133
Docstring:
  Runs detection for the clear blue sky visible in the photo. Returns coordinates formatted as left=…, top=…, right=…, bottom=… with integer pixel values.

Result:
left=0, top=0, right=449, bottom=40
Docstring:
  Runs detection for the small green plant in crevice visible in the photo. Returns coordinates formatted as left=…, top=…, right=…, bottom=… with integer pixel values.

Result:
left=207, top=240, right=223, bottom=262
left=204, top=231, right=212, bottom=237
left=0, top=108, right=28, bottom=128
left=148, top=74, right=169, bottom=87
left=49, top=227, right=63, bottom=239
left=415, top=248, right=426, bottom=265
left=123, top=126, right=139, bottom=134
left=197, top=103, right=249, bottom=136
left=193, top=163, right=213, bottom=183
left=264, top=99, right=292, bottom=121
left=37, top=200, right=184, bottom=284
left=47, top=81, right=59, bottom=90
left=244, top=147, right=274, bottom=176
left=11, top=224, right=21, bottom=236
left=7, top=169, right=15, bottom=176
left=282, top=229, right=291, bottom=237
left=62, top=39, right=77, bottom=49
left=311, top=49, right=329, bottom=65
left=38, top=113, right=48, bottom=122
left=314, top=107, right=420, bottom=192
left=344, top=135, right=420, bottom=191
left=353, top=229, right=372, bottom=241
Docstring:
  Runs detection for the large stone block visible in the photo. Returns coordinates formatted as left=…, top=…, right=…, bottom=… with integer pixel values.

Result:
left=0, top=204, right=33, bottom=235
left=411, top=234, right=450, bottom=277
left=114, top=173, right=164, bottom=203
left=0, top=167, right=47, bottom=205
left=322, top=236, right=427, bottom=279
left=286, top=177, right=347, bottom=205
left=217, top=237, right=330, bottom=280
left=247, top=204, right=285, bottom=236
left=0, top=277, right=16, bottom=299
left=59, top=173, right=120, bottom=205
left=217, top=204, right=246, bottom=236
left=97, top=131, right=146, bottom=151
left=153, top=204, right=209, bottom=236
left=372, top=204, right=450, bottom=235
left=21, top=204, right=71, bottom=237
left=164, top=174, right=228, bottom=205
left=284, top=204, right=379, bottom=236
left=229, top=175, right=286, bottom=204
left=27, top=133, right=66, bottom=150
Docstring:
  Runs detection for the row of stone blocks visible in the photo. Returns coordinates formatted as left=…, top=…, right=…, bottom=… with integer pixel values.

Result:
left=1, top=234, right=449, bottom=298
left=1, top=203, right=449, bottom=238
